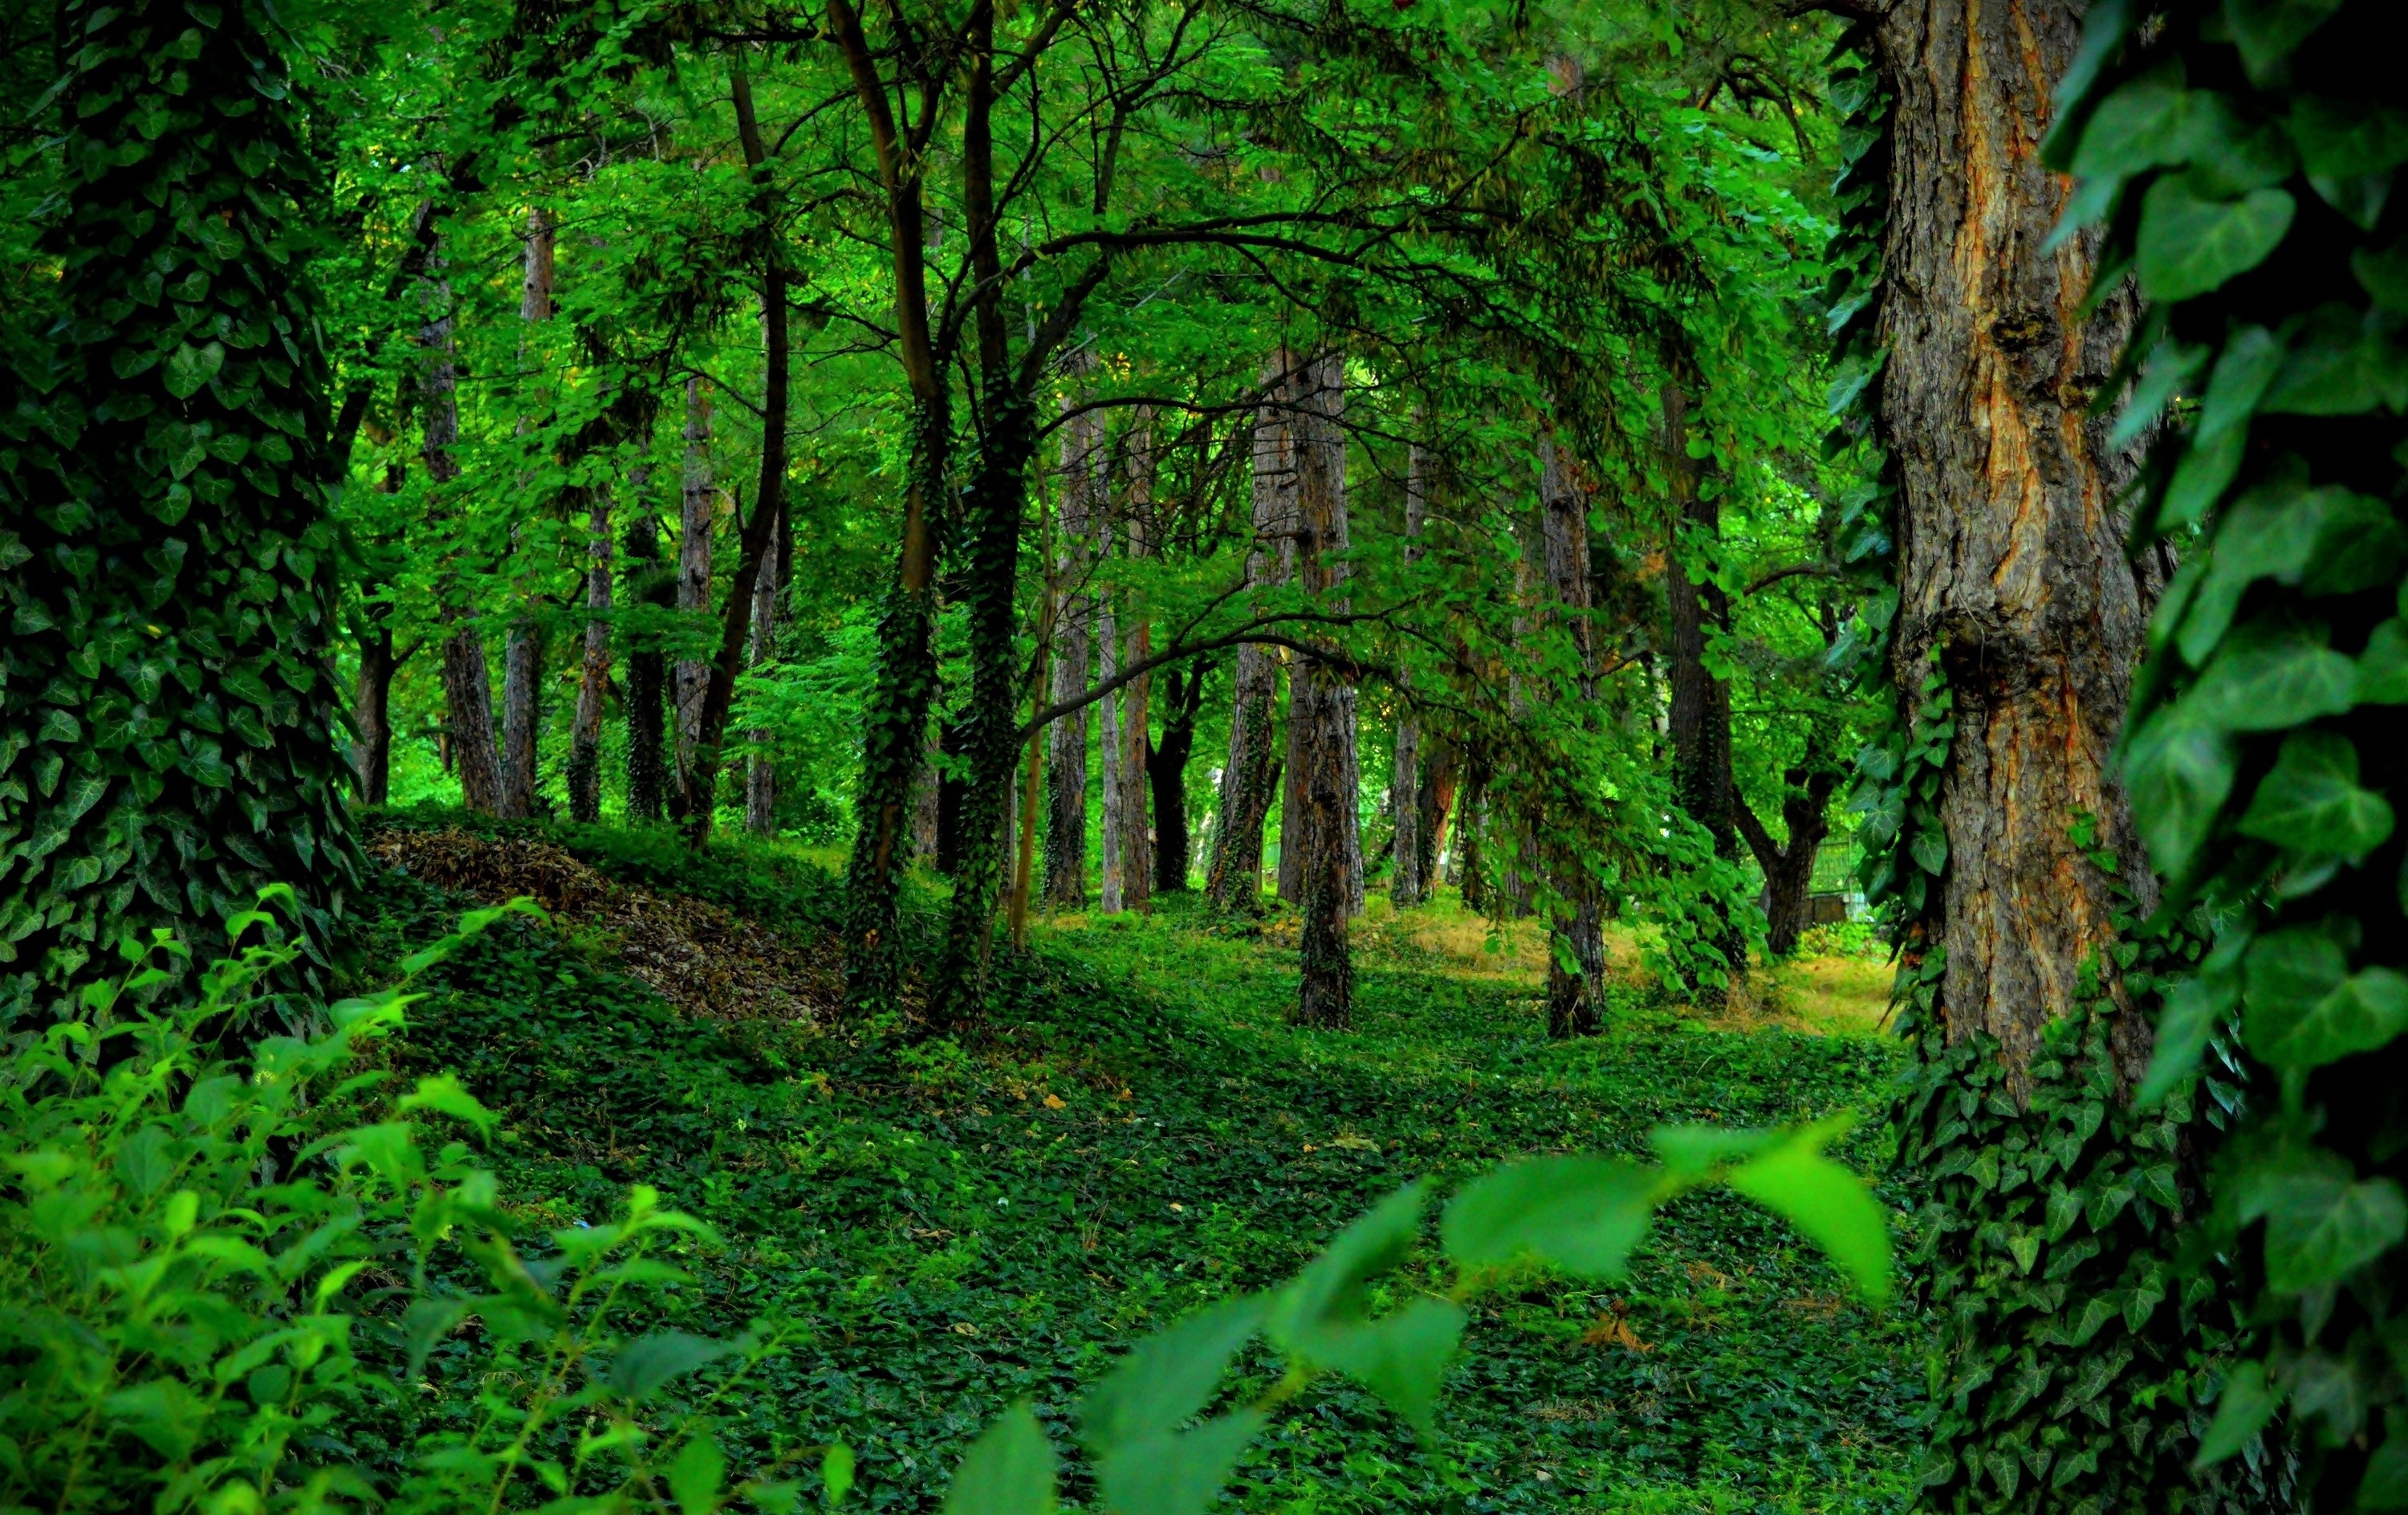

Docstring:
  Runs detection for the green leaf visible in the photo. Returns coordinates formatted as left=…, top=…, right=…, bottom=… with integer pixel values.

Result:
left=2223, top=0, right=2344, bottom=84
left=2185, top=625, right=2357, bottom=732
left=2191, top=1361, right=2278, bottom=1470
left=945, top=1403, right=1057, bottom=1515
left=1311, top=1297, right=1466, bottom=1437
left=2071, top=75, right=2191, bottom=181
left=2244, top=928, right=2408, bottom=1070
left=2261, top=303, right=2408, bottom=417
left=2119, top=708, right=2236, bottom=882
left=669, top=1436, right=726, bottom=1515
left=2237, top=729, right=2394, bottom=860
left=2359, top=619, right=2408, bottom=703
left=2139, top=935, right=2243, bottom=1107
left=1270, top=1183, right=1423, bottom=1347
left=1080, top=1294, right=1263, bottom=1454
left=822, top=1444, right=856, bottom=1507
left=162, top=341, right=225, bottom=400
left=1723, top=1122, right=1893, bottom=1304
left=2287, top=95, right=2408, bottom=230
left=2135, top=174, right=2294, bottom=302
left=403, top=1297, right=469, bottom=1379
left=2262, top=1168, right=2407, bottom=1292
left=1649, top=1124, right=1773, bottom=1178
left=397, top=1074, right=498, bottom=1138
left=2359, top=1423, right=2408, bottom=1509
left=2357, top=238, right=2408, bottom=314
left=605, top=1331, right=737, bottom=1400
left=1094, top=1410, right=1262, bottom=1515
left=1442, top=1155, right=1659, bottom=1280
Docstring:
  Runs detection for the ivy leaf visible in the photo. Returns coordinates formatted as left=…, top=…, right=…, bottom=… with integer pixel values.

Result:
left=1442, top=1155, right=1658, bottom=1280
left=2262, top=1168, right=2408, bottom=1293
left=2286, top=95, right=2408, bottom=230
left=2261, top=303, right=2408, bottom=417
left=668, top=1437, right=725, bottom=1515
left=2191, top=1361, right=2279, bottom=1470
left=605, top=1331, right=736, bottom=1400
left=2357, top=238, right=2408, bottom=314
left=1270, top=1183, right=1422, bottom=1349
left=2237, top=730, right=2394, bottom=861
left=2140, top=935, right=2244, bottom=1107
left=2135, top=174, right=2294, bottom=302
left=945, top=1403, right=1056, bottom=1515
left=162, top=341, right=225, bottom=400
left=2243, top=928, right=2408, bottom=1070
left=2119, top=707, right=2235, bottom=882
left=2071, top=75, right=2192, bottom=181
left=2159, top=326, right=2285, bottom=529
left=2223, top=0, right=2345, bottom=85
left=2185, top=624, right=2357, bottom=732
left=2357, top=619, right=2408, bottom=703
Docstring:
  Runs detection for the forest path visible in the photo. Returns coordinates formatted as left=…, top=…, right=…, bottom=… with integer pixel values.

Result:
left=364, top=813, right=1916, bottom=1515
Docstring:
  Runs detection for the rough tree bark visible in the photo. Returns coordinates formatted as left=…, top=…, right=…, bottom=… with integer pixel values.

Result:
left=1390, top=439, right=1427, bottom=907
left=1874, top=0, right=2153, bottom=1086
left=499, top=206, right=555, bottom=821
left=423, top=275, right=505, bottom=817
left=1539, top=430, right=1604, bottom=1038
left=1043, top=386, right=1100, bottom=909
left=1661, top=370, right=1743, bottom=1004
left=1206, top=352, right=1298, bottom=912
left=743, top=499, right=781, bottom=833
left=1290, top=352, right=1356, bottom=1028
left=567, top=484, right=612, bottom=824
left=674, top=378, right=712, bottom=808
left=1119, top=409, right=1157, bottom=910
left=625, top=467, right=671, bottom=822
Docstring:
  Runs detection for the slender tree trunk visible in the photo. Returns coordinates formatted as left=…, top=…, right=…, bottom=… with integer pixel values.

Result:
left=1875, top=0, right=2154, bottom=1085
left=743, top=502, right=780, bottom=833
left=1422, top=743, right=1456, bottom=887
left=909, top=726, right=941, bottom=862
left=1291, top=351, right=1355, bottom=1024
left=567, top=485, right=612, bottom=824
left=1044, top=386, right=1100, bottom=909
left=624, top=468, right=671, bottom=822
left=1456, top=762, right=1491, bottom=912
left=352, top=624, right=397, bottom=805
left=1207, top=352, right=1299, bottom=911
left=423, top=279, right=505, bottom=817
left=498, top=207, right=555, bottom=821
left=936, top=720, right=967, bottom=872
left=1120, top=410, right=1157, bottom=910
left=1391, top=440, right=1428, bottom=907
left=1147, top=662, right=1202, bottom=893
left=674, top=378, right=713, bottom=809
left=1735, top=764, right=1839, bottom=959
left=1661, top=371, right=1743, bottom=1004
left=1540, top=429, right=1604, bottom=1037
left=1099, top=599, right=1124, bottom=913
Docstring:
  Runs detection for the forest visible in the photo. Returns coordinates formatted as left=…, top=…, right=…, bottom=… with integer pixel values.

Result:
left=1, top=0, right=2402, bottom=1511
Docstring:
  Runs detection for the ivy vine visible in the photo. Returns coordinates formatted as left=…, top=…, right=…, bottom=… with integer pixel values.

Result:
left=2048, top=0, right=2408, bottom=1506
left=0, top=0, right=360, bottom=1024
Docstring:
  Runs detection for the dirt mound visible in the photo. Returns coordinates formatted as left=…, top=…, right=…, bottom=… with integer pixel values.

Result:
left=368, top=827, right=840, bottom=1027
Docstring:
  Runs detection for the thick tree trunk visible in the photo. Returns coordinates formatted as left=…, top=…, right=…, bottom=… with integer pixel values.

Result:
left=1420, top=742, right=1455, bottom=889
left=1206, top=353, right=1299, bottom=912
left=567, top=487, right=612, bottom=824
left=624, top=468, right=671, bottom=823
left=1043, top=394, right=1100, bottom=908
left=744, top=501, right=780, bottom=833
left=1147, top=661, right=1203, bottom=893
left=1290, top=352, right=1355, bottom=1023
left=1735, top=766, right=1839, bottom=959
left=1875, top=0, right=2154, bottom=1084
left=1539, top=430, right=1604, bottom=1037
left=1661, top=373, right=1743, bottom=1004
left=674, top=378, right=713, bottom=808
left=909, top=725, right=941, bottom=862
left=422, top=284, right=505, bottom=817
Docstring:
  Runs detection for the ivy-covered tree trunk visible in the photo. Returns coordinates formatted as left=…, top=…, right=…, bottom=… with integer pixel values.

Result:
left=1206, top=354, right=1297, bottom=913
left=0, top=0, right=360, bottom=1016
left=1661, top=373, right=1743, bottom=1004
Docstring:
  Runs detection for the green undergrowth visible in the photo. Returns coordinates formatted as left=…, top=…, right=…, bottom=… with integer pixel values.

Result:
left=356, top=810, right=1918, bottom=1515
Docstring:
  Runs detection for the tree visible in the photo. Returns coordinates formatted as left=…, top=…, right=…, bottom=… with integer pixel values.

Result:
left=0, top=0, right=360, bottom=1015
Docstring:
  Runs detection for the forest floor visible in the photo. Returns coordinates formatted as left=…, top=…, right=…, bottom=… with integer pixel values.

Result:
left=363, top=810, right=1918, bottom=1515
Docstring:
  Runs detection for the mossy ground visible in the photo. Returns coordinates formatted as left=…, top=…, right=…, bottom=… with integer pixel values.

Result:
left=364, top=809, right=1916, bottom=1515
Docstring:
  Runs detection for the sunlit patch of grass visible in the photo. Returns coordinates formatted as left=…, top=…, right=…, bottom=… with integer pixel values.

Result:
left=1766, top=951, right=1896, bottom=1036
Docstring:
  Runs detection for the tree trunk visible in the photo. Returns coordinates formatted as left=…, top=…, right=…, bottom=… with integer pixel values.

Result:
left=567, top=486, right=612, bottom=824
left=674, top=377, right=714, bottom=809
left=498, top=207, right=555, bottom=821
left=909, top=724, right=941, bottom=862
left=1390, top=443, right=1427, bottom=908
left=1099, top=600, right=1124, bottom=913
left=1043, top=389, right=1100, bottom=909
left=423, top=282, right=505, bottom=817
left=1661, top=372, right=1743, bottom=1004
left=1735, top=765, right=1839, bottom=959
left=352, top=623, right=397, bottom=806
left=935, top=719, right=967, bottom=873
left=1291, top=351, right=1356, bottom=1023
left=1120, top=410, right=1157, bottom=910
left=1147, top=661, right=1204, bottom=893
left=1539, top=429, right=1603, bottom=1037
left=625, top=474, right=670, bottom=823
left=744, top=500, right=781, bottom=834
left=1875, top=0, right=2154, bottom=1085
left=1421, top=741, right=1456, bottom=889
left=1208, top=352, right=1300, bottom=911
